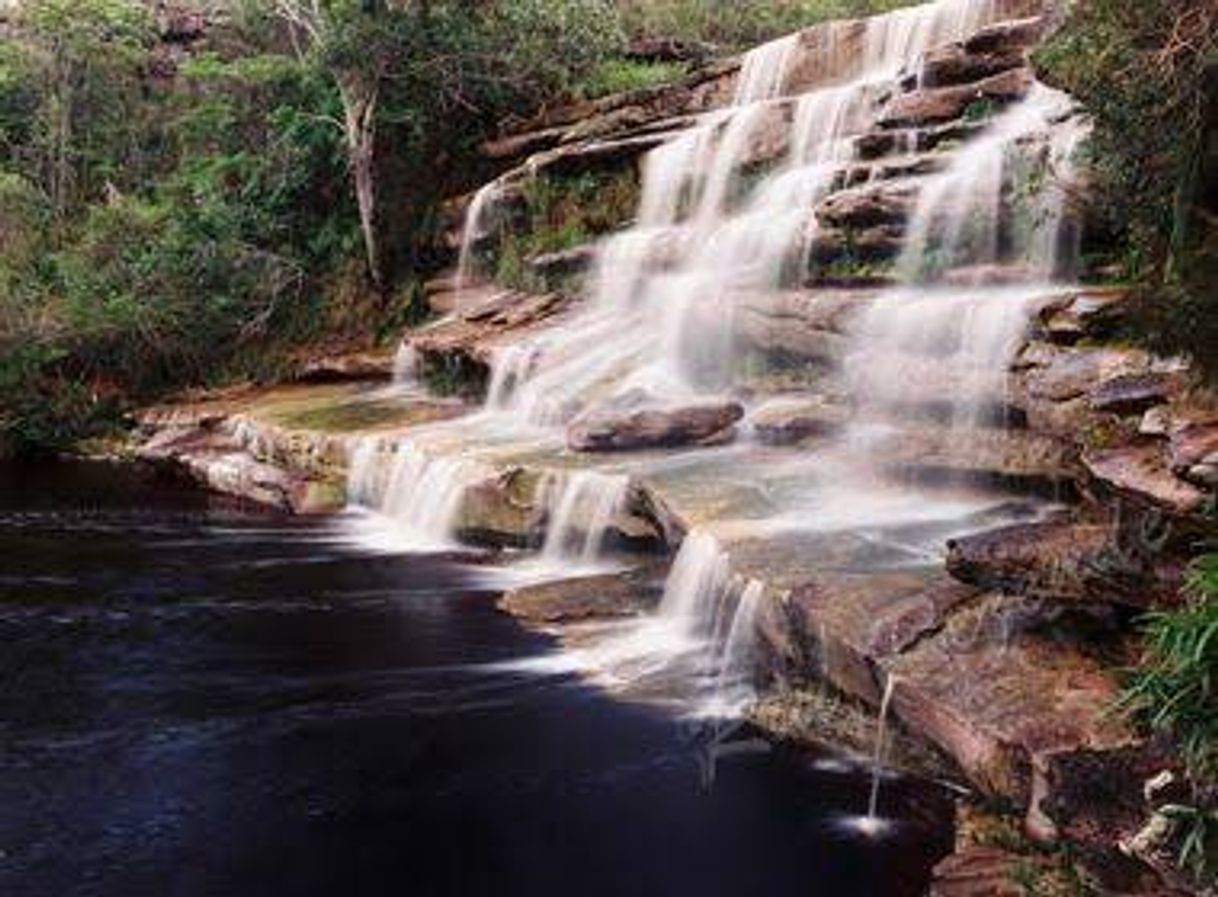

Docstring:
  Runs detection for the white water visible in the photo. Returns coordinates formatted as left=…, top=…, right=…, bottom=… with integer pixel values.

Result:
left=538, top=470, right=629, bottom=565
left=355, top=0, right=1089, bottom=718
left=346, top=438, right=485, bottom=551
left=455, top=181, right=502, bottom=292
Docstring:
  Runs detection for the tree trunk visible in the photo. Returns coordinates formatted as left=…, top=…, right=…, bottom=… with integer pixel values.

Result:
left=339, top=77, right=389, bottom=296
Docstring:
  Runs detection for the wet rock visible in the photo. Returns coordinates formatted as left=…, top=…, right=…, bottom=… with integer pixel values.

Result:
left=887, top=594, right=1138, bottom=811
left=750, top=398, right=849, bottom=445
left=734, top=289, right=869, bottom=364
left=962, top=16, right=1046, bottom=56
left=879, top=68, right=1032, bottom=129
left=1167, top=416, right=1218, bottom=472
left=1088, top=372, right=1180, bottom=416
left=529, top=244, right=597, bottom=282
left=1084, top=442, right=1209, bottom=517
left=567, top=401, right=745, bottom=452
left=1016, top=343, right=1151, bottom=404
left=913, top=43, right=1027, bottom=90
left=808, top=225, right=906, bottom=266
left=1036, top=287, right=1129, bottom=345
left=412, top=289, right=571, bottom=372
left=816, top=183, right=916, bottom=229
left=498, top=566, right=664, bottom=624
left=945, top=518, right=1181, bottom=608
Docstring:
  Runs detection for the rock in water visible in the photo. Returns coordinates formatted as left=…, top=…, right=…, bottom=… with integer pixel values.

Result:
left=567, top=402, right=745, bottom=452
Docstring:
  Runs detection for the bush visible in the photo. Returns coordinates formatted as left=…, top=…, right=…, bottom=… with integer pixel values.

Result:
left=614, top=0, right=916, bottom=50
left=1035, top=0, right=1218, bottom=382
left=1121, top=555, right=1218, bottom=885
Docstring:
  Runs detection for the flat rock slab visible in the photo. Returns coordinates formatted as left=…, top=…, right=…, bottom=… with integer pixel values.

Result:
left=945, top=517, right=1183, bottom=608
left=498, top=565, right=665, bottom=624
left=567, top=401, right=745, bottom=452
left=1084, top=441, right=1209, bottom=517
left=886, top=594, right=1136, bottom=806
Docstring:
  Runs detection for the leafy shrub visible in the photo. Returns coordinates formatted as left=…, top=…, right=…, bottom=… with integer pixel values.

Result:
left=614, top=0, right=916, bottom=50
left=1121, top=555, right=1218, bottom=885
left=1035, top=0, right=1218, bottom=382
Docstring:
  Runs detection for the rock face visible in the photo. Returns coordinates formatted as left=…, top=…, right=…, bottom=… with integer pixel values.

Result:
left=567, top=401, right=745, bottom=452
left=499, top=566, right=664, bottom=624
left=945, top=518, right=1183, bottom=608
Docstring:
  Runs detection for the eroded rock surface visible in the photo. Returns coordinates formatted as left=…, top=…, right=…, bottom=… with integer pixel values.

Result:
left=567, top=401, right=745, bottom=452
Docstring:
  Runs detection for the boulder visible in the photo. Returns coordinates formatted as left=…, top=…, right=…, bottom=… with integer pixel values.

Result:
left=879, top=68, right=1032, bottom=129
left=816, top=183, right=916, bottom=229
left=567, top=401, right=745, bottom=452
left=1167, top=416, right=1218, bottom=472
left=498, top=566, right=664, bottom=624
left=1087, top=372, right=1181, bottom=415
left=887, top=594, right=1138, bottom=822
left=1084, top=442, right=1209, bottom=517
left=913, top=44, right=1027, bottom=90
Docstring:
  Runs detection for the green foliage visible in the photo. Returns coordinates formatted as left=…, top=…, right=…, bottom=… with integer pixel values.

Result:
left=1035, top=0, right=1218, bottom=382
left=614, top=0, right=916, bottom=50
left=1120, top=555, right=1218, bottom=886
left=577, top=59, right=691, bottom=100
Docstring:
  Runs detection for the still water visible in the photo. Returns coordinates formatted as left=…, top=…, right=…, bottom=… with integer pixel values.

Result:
left=0, top=461, right=953, bottom=896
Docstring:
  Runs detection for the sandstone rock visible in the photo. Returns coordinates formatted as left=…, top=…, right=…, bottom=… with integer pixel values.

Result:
left=624, top=37, right=715, bottom=64
left=945, top=518, right=1180, bottom=608
left=816, top=183, right=916, bottom=229
left=1088, top=372, right=1180, bottom=416
left=1036, top=287, right=1129, bottom=345
left=1084, top=442, right=1209, bottom=517
left=962, top=16, right=1046, bottom=55
left=529, top=244, right=597, bottom=282
left=887, top=594, right=1137, bottom=811
left=498, top=566, right=664, bottom=624
left=293, top=351, right=395, bottom=384
left=929, top=847, right=1033, bottom=897
left=750, top=398, right=849, bottom=445
left=567, top=401, right=745, bottom=452
left=879, top=68, right=1031, bottom=129
left=913, top=44, right=1027, bottom=90
left=1167, top=416, right=1218, bottom=472
left=1017, top=343, right=1151, bottom=403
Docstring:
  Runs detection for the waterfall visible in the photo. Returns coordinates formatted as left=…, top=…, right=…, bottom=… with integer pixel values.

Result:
left=538, top=470, right=629, bottom=564
left=455, top=181, right=502, bottom=293
left=844, top=86, right=1086, bottom=456
left=478, top=0, right=1024, bottom=425
left=392, top=342, right=420, bottom=386
left=347, top=438, right=483, bottom=550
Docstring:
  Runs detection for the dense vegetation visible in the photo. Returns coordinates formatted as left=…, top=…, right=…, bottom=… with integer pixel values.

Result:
left=0, top=0, right=932, bottom=457
left=1036, top=0, right=1218, bottom=383
left=0, top=0, right=625, bottom=455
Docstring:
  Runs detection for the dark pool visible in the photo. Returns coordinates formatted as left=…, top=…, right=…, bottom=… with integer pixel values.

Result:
left=0, top=461, right=953, bottom=896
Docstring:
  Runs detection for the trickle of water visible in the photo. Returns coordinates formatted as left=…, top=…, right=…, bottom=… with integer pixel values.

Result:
left=393, top=342, right=420, bottom=386
left=456, top=181, right=502, bottom=292
left=867, top=672, right=898, bottom=822
left=539, top=470, right=629, bottom=564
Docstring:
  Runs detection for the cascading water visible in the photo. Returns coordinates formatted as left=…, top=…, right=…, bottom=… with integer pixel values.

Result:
left=481, top=0, right=1030, bottom=424
left=346, top=438, right=484, bottom=551
left=377, top=0, right=1088, bottom=722
left=455, top=180, right=503, bottom=293
left=538, top=470, right=629, bottom=565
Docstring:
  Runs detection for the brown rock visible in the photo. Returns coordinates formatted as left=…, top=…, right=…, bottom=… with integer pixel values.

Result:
left=1167, top=417, right=1218, bottom=472
left=879, top=68, right=1032, bottom=129
left=914, top=44, right=1027, bottom=89
left=929, top=847, right=1032, bottom=897
left=945, top=518, right=1181, bottom=608
left=962, top=16, right=1046, bottom=55
left=887, top=594, right=1137, bottom=805
left=498, top=567, right=663, bottom=624
left=750, top=398, right=848, bottom=445
left=1084, top=442, right=1209, bottom=517
left=567, top=402, right=745, bottom=452
left=816, top=183, right=916, bottom=229
left=1088, top=372, right=1180, bottom=415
